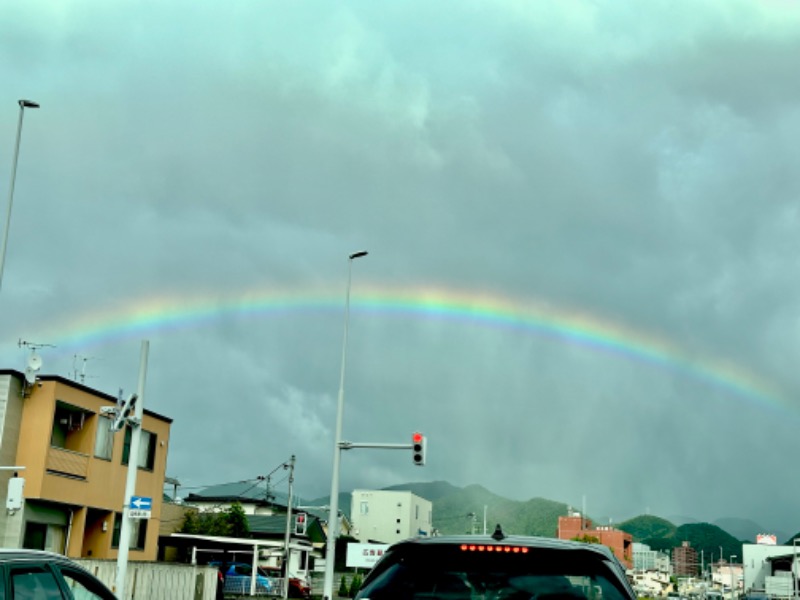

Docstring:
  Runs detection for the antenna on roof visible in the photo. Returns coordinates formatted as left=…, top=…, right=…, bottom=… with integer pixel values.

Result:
left=71, top=354, right=99, bottom=384
left=18, top=338, right=54, bottom=396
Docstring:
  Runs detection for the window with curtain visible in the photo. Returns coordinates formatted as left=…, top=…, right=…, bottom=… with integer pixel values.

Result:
left=121, top=427, right=156, bottom=470
left=94, top=415, right=114, bottom=460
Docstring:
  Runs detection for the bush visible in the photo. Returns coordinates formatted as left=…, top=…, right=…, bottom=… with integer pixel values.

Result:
left=349, top=573, right=363, bottom=597
left=339, top=575, right=349, bottom=598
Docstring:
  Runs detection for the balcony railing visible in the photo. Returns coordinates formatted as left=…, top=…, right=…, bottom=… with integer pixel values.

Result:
left=46, top=446, right=89, bottom=479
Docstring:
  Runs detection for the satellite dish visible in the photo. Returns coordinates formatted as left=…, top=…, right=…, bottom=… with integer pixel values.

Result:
left=27, top=353, right=42, bottom=371
left=24, top=352, right=42, bottom=385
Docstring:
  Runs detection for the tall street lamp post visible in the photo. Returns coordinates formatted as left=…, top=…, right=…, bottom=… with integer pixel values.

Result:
left=322, top=250, right=368, bottom=600
left=0, top=99, right=40, bottom=292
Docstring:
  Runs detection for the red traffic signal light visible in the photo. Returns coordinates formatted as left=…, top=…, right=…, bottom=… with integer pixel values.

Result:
left=412, top=432, right=426, bottom=466
left=295, top=512, right=307, bottom=535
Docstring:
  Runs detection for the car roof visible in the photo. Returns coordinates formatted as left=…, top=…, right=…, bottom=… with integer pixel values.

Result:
left=387, top=533, right=621, bottom=562
left=0, top=549, right=96, bottom=573
left=0, top=549, right=76, bottom=563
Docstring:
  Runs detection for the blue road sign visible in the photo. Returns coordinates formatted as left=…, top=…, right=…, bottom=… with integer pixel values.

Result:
left=130, top=496, right=152, bottom=510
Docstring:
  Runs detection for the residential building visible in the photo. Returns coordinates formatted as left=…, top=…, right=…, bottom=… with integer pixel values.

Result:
left=350, top=489, right=432, bottom=544
left=738, top=542, right=793, bottom=596
left=556, top=512, right=633, bottom=568
left=633, top=542, right=671, bottom=573
left=0, top=370, right=172, bottom=561
left=673, top=541, right=699, bottom=577
left=172, top=482, right=322, bottom=582
left=183, top=481, right=289, bottom=516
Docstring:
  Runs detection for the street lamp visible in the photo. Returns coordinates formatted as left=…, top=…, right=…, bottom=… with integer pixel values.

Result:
left=0, top=99, right=40, bottom=292
left=730, top=555, right=737, bottom=600
left=322, top=250, right=368, bottom=600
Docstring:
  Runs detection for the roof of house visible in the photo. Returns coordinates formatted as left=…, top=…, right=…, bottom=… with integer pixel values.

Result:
left=184, top=481, right=293, bottom=508
left=247, top=514, right=294, bottom=536
left=0, top=370, right=173, bottom=423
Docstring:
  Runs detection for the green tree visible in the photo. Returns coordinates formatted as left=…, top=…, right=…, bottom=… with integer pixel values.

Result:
left=179, top=503, right=250, bottom=538
left=226, top=502, right=249, bottom=538
left=349, top=573, right=363, bottom=597
left=572, top=534, right=601, bottom=544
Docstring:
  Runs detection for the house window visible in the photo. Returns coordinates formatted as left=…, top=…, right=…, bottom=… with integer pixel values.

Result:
left=50, top=401, right=89, bottom=453
left=360, top=502, right=369, bottom=515
left=121, top=427, right=157, bottom=470
left=112, top=512, right=147, bottom=550
left=415, top=505, right=419, bottom=520
left=95, top=415, right=114, bottom=460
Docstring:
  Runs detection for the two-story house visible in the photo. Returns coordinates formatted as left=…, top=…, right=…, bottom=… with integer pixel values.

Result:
left=0, top=370, right=171, bottom=561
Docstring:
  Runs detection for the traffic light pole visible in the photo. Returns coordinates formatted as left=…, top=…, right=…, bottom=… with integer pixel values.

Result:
left=338, top=442, right=413, bottom=450
left=115, top=340, right=149, bottom=599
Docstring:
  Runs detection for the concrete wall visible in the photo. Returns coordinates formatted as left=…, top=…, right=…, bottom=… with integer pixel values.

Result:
left=75, top=559, right=219, bottom=600
left=0, top=375, right=25, bottom=548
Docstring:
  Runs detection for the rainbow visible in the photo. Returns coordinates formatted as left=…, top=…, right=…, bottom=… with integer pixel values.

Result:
left=17, top=284, right=791, bottom=412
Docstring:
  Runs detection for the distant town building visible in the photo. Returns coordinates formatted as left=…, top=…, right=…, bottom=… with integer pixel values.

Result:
left=350, top=489, right=432, bottom=544
left=633, top=542, right=671, bottom=573
left=673, top=541, right=699, bottom=577
left=556, top=512, right=633, bottom=568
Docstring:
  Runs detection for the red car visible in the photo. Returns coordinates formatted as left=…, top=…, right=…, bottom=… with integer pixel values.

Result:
left=262, top=567, right=311, bottom=599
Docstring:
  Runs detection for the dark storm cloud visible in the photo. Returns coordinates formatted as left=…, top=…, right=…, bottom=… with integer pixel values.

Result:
left=1, top=0, right=800, bottom=533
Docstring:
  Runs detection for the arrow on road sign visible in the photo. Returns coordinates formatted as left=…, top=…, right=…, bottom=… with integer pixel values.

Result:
left=130, top=496, right=152, bottom=510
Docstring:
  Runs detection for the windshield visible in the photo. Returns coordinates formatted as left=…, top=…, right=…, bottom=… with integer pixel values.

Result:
left=358, top=546, right=630, bottom=600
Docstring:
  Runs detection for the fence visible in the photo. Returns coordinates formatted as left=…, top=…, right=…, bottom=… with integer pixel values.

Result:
left=74, top=559, right=220, bottom=600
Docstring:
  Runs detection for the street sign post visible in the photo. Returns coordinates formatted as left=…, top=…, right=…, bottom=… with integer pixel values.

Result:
left=128, top=496, right=152, bottom=519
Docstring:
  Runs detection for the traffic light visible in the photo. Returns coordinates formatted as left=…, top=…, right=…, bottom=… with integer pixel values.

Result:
left=412, top=432, right=426, bottom=466
left=111, top=393, right=138, bottom=432
left=294, top=512, right=307, bottom=535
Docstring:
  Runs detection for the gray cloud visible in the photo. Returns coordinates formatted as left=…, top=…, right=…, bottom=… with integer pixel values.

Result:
left=1, top=0, right=800, bottom=534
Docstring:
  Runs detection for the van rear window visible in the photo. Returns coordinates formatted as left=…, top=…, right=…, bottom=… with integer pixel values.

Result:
left=357, top=544, right=631, bottom=600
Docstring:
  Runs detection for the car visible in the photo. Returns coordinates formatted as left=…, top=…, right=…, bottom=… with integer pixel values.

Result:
left=0, top=548, right=117, bottom=599
left=355, top=525, right=637, bottom=600
left=262, top=566, right=312, bottom=599
left=210, top=561, right=275, bottom=596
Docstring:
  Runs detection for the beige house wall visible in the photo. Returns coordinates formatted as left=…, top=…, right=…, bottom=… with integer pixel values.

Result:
left=0, top=372, right=172, bottom=561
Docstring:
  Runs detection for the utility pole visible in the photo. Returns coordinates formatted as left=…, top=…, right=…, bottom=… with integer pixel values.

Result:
left=282, top=455, right=295, bottom=600
left=114, top=341, right=149, bottom=599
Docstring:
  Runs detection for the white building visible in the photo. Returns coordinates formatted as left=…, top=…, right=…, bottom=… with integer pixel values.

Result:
left=633, top=542, right=671, bottom=572
left=350, top=490, right=432, bottom=544
left=742, top=542, right=798, bottom=596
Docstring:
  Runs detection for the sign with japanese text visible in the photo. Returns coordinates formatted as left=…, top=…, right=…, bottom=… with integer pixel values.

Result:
left=346, top=543, right=390, bottom=569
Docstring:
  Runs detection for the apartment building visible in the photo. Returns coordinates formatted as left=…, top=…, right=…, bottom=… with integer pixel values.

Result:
left=672, top=541, right=699, bottom=577
left=0, top=370, right=171, bottom=561
left=350, top=489, right=432, bottom=544
left=557, top=512, right=633, bottom=568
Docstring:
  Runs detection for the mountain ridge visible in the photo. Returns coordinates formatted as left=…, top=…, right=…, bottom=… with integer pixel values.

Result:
left=308, top=480, right=779, bottom=545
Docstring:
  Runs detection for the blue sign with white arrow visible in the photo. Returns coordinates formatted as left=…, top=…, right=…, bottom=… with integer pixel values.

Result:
left=130, top=496, right=152, bottom=510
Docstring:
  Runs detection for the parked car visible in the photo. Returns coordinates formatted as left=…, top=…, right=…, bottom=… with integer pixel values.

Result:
left=262, top=566, right=311, bottom=599
left=355, top=525, right=637, bottom=600
left=210, top=561, right=275, bottom=596
left=0, top=548, right=116, bottom=599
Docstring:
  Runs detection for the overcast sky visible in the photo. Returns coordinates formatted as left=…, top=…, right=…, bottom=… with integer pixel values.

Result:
left=2, top=0, right=800, bottom=536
